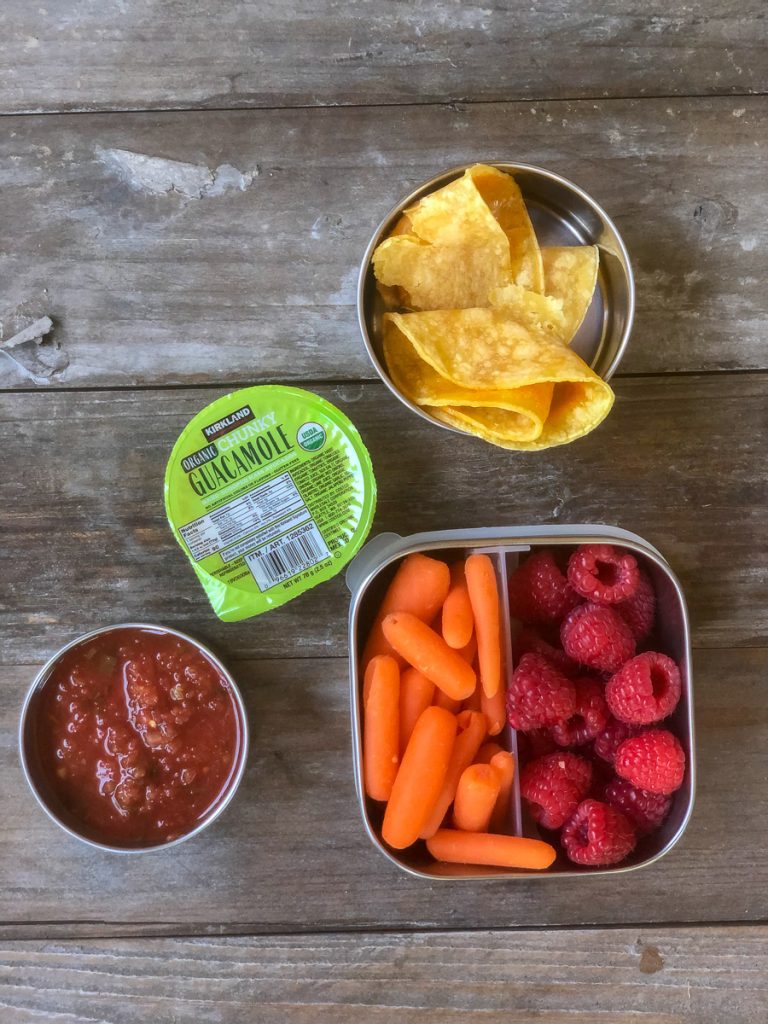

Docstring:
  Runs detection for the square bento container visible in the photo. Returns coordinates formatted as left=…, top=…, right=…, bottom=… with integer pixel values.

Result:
left=347, top=525, right=695, bottom=879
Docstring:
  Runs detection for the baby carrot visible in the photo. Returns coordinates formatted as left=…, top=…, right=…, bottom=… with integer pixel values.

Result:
left=362, top=656, right=382, bottom=706
left=419, top=710, right=487, bottom=839
left=363, top=656, right=400, bottom=802
left=382, top=612, right=476, bottom=701
left=457, top=632, right=478, bottom=664
left=489, top=750, right=516, bottom=832
left=476, top=741, right=504, bottom=764
left=442, top=562, right=474, bottom=650
left=434, top=689, right=462, bottom=714
left=458, top=637, right=479, bottom=714
left=462, top=684, right=482, bottom=713
left=382, top=706, right=457, bottom=850
left=399, top=667, right=435, bottom=754
left=465, top=554, right=502, bottom=698
left=481, top=682, right=507, bottom=736
left=362, top=554, right=450, bottom=668
left=453, top=764, right=501, bottom=832
left=426, top=829, right=556, bottom=870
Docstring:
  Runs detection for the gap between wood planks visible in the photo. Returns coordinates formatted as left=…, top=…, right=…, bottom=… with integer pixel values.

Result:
left=0, top=90, right=764, bottom=120
left=2, top=368, right=768, bottom=398
left=4, top=917, right=768, bottom=942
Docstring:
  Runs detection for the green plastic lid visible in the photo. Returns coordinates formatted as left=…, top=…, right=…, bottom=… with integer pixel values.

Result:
left=164, top=385, right=377, bottom=621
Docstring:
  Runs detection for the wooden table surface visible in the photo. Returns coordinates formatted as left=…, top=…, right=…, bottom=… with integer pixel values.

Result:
left=2, top=2, right=767, bottom=1020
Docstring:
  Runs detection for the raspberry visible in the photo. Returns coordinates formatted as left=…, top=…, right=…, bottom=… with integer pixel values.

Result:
left=568, top=544, right=640, bottom=605
left=506, top=653, right=576, bottom=731
left=561, top=799, right=636, bottom=866
left=615, top=729, right=685, bottom=795
left=552, top=677, right=609, bottom=747
left=560, top=603, right=636, bottom=674
left=520, top=752, right=592, bottom=829
left=508, top=551, right=581, bottom=624
left=516, top=727, right=558, bottom=763
left=516, top=626, right=579, bottom=677
left=604, top=778, right=672, bottom=835
left=606, top=652, right=681, bottom=725
left=615, top=569, right=656, bottom=640
left=593, top=717, right=642, bottom=764
left=586, top=755, right=615, bottom=799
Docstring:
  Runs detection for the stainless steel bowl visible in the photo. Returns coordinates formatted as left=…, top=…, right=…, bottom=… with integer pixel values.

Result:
left=18, top=623, right=249, bottom=854
left=347, top=525, right=694, bottom=879
left=357, top=162, right=635, bottom=433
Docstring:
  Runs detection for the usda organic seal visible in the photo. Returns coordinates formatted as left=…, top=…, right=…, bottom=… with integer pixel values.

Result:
left=164, top=386, right=377, bottom=620
left=297, top=421, right=326, bottom=452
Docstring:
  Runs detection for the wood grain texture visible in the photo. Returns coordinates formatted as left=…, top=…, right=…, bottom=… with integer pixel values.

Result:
left=1, top=376, right=766, bottom=666
left=3, top=645, right=768, bottom=932
left=2, top=97, right=767, bottom=388
left=1, top=0, right=766, bottom=115
left=2, top=927, right=768, bottom=1024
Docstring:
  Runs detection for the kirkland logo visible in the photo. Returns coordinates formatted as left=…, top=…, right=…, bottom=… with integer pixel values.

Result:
left=181, top=443, right=218, bottom=473
left=202, top=406, right=254, bottom=441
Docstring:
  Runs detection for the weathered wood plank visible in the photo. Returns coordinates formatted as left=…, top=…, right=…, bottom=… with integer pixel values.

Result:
left=2, top=929, right=768, bottom=1024
left=2, top=647, right=767, bottom=932
left=1, top=0, right=766, bottom=115
left=1, top=97, right=767, bottom=387
left=1, top=376, right=766, bottom=666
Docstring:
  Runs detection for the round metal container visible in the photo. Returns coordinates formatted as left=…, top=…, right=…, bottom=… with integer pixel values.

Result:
left=357, top=162, right=635, bottom=434
left=18, top=623, right=249, bottom=854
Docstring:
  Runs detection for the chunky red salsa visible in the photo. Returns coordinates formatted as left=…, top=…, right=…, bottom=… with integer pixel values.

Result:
left=35, top=627, right=243, bottom=846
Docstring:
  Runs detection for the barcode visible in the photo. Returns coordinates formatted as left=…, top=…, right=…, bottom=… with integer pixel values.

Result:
left=245, top=522, right=330, bottom=591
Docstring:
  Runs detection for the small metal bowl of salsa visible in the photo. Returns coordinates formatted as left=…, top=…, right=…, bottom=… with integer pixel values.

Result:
left=18, top=623, right=248, bottom=853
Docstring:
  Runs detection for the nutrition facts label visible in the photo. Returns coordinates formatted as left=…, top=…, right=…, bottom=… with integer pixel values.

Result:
left=179, top=472, right=309, bottom=562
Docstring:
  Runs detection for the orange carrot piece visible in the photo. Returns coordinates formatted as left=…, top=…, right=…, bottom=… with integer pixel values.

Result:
left=434, top=689, right=462, bottom=714
left=489, top=750, right=516, bottom=832
left=426, top=829, right=556, bottom=870
left=462, top=684, right=482, bottom=713
left=382, top=706, right=457, bottom=849
left=465, top=554, right=502, bottom=698
left=457, top=632, right=478, bottom=664
left=362, top=554, right=450, bottom=668
left=363, top=656, right=401, bottom=802
left=382, top=612, right=476, bottom=701
left=399, top=668, right=435, bottom=754
left=481, top=683, right=506, bottom=736
left=362, top=657, right=381, bottom=706
left=476, top=741, right=504, bottom=764
left=458, top=637, right=479, bottom=715
left=419, top=710, right=487, bottom=839
left=442, top=562, right=475, bottom=649
left=453, top=764, right=502, bottom=832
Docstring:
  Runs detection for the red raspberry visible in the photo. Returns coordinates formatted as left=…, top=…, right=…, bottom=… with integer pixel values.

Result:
left=568, top=544, right=639, bottom=605
left=560, top=603, right=636, bottom=674
left=604, top=778, right=672, bottom=835
left=586, top=755, right=615, bottom=799
left=516, top=727, right=558, bottom=763
left=593, top=717, right=642, bottom=764
left=561, top=799, right=636, bottom=866
left=615, top=569, right=656, bottom=640
left=606, top=652, right=681, bottom=725
left=508, top=551, right=580, bottom=624
left=552, top=677, right=609, bottom=747
left=506, top=653, right=576, bottom=731
left=615, top=729, right=685, bottom=795
left=516, top=626, right=579, bottom=677
left=520, top=752, right=592, bottom=829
